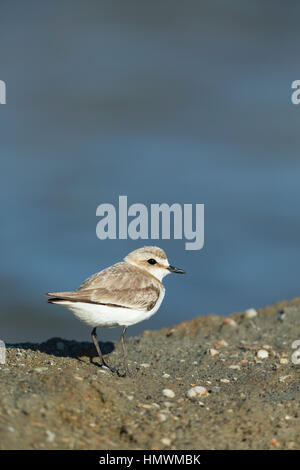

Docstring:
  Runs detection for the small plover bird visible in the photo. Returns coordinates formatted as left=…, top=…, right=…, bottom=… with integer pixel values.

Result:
left=45, top=246, right=185, bottom=375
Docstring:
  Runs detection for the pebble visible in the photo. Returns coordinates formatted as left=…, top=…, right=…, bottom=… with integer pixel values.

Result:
left=186, top=386, right=208, bottom=400
left=142, top=404, right=155, bottom=410
left=220, top=378, right=230, bottom=383
left=161, top=438, right=171, bottom=446
left=162, top=389, right=175, bottom=398
left=257, top=349, right=269, bottom=359
left=279, top=375, right=290, bottom=382
left=229, top=365, right=240, bottom=370
left=46, top=430, right=56, bottom=443
left=210, top=386, right=220, bottom=393
left=208, top=348, right=219, bottom=357
left=34, top=367, right=48, bottom=372
left=244, top=308, right=258, bottom=319
left=271, top=439, right=279, bottom=447
left=162, top=373, right=170, bottom=378
left=224, top=318, right=238, bottom=328
left=279, top=358, right=289, bottom=364
left=140, top=363, right=150, bottom=368
left=262, top=344, right=273, bottom=351
left=8, top=426, right=15, bottom=433
left=279, top=310, right=286, bottom=321
left=216, top=340, right=229, bottom=348
left=164, top=401, right=174, bottom=408
left=157, top=412, right=168, bottom=422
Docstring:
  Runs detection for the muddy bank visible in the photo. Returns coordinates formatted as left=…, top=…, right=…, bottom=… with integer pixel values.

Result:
left=1, top=298, right=300, bottom=450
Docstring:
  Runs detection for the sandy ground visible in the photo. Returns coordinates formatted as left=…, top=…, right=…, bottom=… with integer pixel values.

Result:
left=0, top=298, right=300, bottom=450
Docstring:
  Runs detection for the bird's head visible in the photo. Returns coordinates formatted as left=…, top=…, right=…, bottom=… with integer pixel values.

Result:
left=124, top=246, right=185, bottom=281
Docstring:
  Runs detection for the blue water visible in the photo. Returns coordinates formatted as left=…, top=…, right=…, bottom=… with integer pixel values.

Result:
left=1, top=1, right=300, bottom=343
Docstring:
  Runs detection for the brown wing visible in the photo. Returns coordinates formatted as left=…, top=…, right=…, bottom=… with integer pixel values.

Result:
left=46, top=262, right=162, bottom=312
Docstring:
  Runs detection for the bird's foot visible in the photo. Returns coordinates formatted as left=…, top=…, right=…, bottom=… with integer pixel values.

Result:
left=100, top=361, right=118, bottom=374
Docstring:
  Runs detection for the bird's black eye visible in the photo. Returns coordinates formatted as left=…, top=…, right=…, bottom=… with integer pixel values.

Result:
left=147, top=258, right=157, bottom=265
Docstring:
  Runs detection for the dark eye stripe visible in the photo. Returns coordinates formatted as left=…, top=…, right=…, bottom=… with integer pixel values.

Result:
left=147, top=258, right=157, bottom=265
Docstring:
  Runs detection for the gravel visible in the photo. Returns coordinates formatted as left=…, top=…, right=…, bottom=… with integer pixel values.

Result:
left=1, top=298, right=300, bottom=450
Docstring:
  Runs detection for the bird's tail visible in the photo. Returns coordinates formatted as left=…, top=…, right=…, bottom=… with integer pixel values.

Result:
left=45, top=291, right=77, bottom=304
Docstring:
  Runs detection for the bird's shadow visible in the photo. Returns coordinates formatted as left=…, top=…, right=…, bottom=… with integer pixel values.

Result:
left=8, top=337, right=115, bottom=368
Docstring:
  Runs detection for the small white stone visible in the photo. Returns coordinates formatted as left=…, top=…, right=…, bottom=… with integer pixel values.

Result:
left=280, top=358, right=289, bottom=364
left=244, top=308, right=258, bottom=319
left=163, top=401, right=174, bottom=408
left=162, top=389, right=175, bottom=398
left=142, top=404, right=155, bottom=410
left=186, top=386, right=208, bottom=400
left=229, top=365, right=241, bottom=370
left=224, top=318, right=238, bottom=328
left=162, top=373, right=170, bottom=378
left=208, top=348, right=219, bottom=357
left=34, top=367, right=48, bottom=372
left=140, top=363, right=150, bottom=368
left=46, top=430, right=56, bottom=442
left=257, top=349, right=269, bottom=359
left=161, top=438, right=171, bottom=446
left=279, top=375, right=290, bottom=383
left=157, top=412, right=168, bottom=422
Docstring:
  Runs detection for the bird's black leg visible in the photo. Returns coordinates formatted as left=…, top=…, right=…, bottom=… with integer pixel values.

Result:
left=120, top=326, right=130, bottom=376
left=91, top=327, right=116, bottom=373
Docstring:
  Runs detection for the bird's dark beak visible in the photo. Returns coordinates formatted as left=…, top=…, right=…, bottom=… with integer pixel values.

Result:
left=168, top=265, right=186, bottom=274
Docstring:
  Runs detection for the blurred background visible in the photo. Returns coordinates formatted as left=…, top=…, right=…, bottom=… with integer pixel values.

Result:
left=1, top=0, right=300, bottom=343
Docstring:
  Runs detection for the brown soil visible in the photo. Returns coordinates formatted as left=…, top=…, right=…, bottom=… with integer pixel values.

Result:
left=1, top=298, right=300, bottom=449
